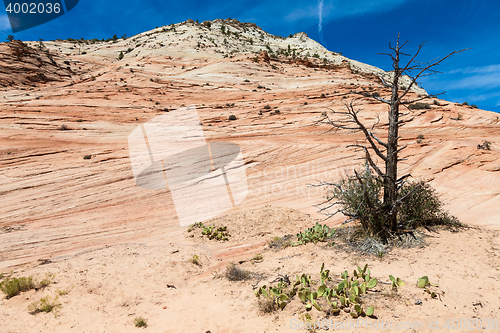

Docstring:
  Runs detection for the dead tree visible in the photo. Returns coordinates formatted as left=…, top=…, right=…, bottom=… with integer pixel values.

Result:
left=320, top=35, right=466, bottom=235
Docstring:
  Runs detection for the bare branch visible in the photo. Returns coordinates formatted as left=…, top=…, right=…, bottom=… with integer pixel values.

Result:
left=398, top=48, right=470, bottom=102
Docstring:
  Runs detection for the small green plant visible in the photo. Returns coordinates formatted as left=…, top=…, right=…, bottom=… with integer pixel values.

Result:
left=118, top=51, right=124, bottom=60
left=0, top=276, right=35, bottom=298
left=38, top=272, right=55, bottom=288
left=83, top=155, right=92, bottom=160
left=134, top=317, right=148, bottom=328
left=189, top=255, right=201, bottom=266
left=251, top=253, right=263, bottom=262
left=471, top=104, right=478, bottom=108
left=255, top=263, right=377, bottom=317
left=417, top=276, right=438, bottom=298
left=388, top=275, right=405, bottom=291
left=188, top=222, right=230, bottom=241
left=228, top=114, right=237, bottom=121
left=60, top=124, right=68, bottom=131
left=457, top=113, right=463, bottom=120
left=263, top=105, right=271, bottom=110
left=28, top=295, right=61, bottom=315
left=56, top=288, right=71, bottom=296
left=462, top=101, right=469, bottom=106
left=293, top=222, right=336, bottom=246
left=417, top=276, right=437, bottom=288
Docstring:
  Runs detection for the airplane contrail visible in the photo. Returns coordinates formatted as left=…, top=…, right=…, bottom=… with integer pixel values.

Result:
left=318, top=0, right=324, bottom=43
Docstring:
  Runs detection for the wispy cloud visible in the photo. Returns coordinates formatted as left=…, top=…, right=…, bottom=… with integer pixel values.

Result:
left=284, top=0, right=410, bottom=22
left=318, top=0, right=324, bottom=42
left=424, top=73, right=500, bottom=91
left=448, top=64, right=500, bottom=75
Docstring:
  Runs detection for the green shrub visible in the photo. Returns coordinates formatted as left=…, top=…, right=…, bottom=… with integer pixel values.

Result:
left=0, top=276, right=35, bottom=298
left=189, top=255, right=201, bottom=266
left=134, top=317, right=148, bottom=328
left=462, top=101, right=469, bottom=106
left=408, top=102, right=431, bottom=110
left=293, top=222, right=336, bottom=246
left=325, top=165, right=461, bottom=240
left=28, top=295, right=60, bottom=315
left=187, top=222, right=230, bottom=241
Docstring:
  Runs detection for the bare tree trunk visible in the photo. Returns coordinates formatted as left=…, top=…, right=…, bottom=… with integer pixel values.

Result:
left=385, top=41, right=401, bottom=232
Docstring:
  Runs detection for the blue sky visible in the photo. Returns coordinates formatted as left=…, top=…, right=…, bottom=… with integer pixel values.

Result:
left=2, top=0, right=500, bottom=113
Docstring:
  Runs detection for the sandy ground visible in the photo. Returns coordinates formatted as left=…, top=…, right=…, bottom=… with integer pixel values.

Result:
left=0, top=207, right=499, bottom=333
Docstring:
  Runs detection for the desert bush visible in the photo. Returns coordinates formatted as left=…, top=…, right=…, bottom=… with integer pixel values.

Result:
left=189, top=255, right=201, bottom=266
left=60, top=124, right=68, bottom=131
left=263, top=105, right=271, bottom=110
left=324, top=165, right=462, bottom=240
left=471, top=104, right=478, bottom=108
left=28, top=295, right=61, bottom=315
left=477, top=140, right=491, bottom=150
left=225, top=263, right=252, bottom=281
left=267, top=235, right=292, bottom=250
left=228, top=114, right=237, bottom=121
left=408, top=102, right=431, bottom=110
left=118, top=51, right=124, bottom=60
left=0, top=276, right=35, bottom=298
left=134, top=317, right=148, bottom=328
left=38, top=273, right=55, bottom=288
left=462, top=101, right=469, bottom=106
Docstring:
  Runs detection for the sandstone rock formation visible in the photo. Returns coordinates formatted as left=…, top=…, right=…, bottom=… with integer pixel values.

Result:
left=0, top=19, right=498, bottom=270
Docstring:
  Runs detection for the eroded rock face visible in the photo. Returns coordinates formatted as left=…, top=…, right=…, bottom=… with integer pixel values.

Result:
left=0, top=22, right=499, bottom=269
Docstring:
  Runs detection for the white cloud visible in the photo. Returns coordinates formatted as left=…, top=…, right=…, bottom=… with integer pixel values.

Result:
left=0, top=14, right=10, bottom=31
left=318, top=0, right=323, bottom=32
left=423, top=73, right=500, bottom=92
left=318, top=0, right=324, bottom=42
left=448, top=64, right=500, bottom=75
